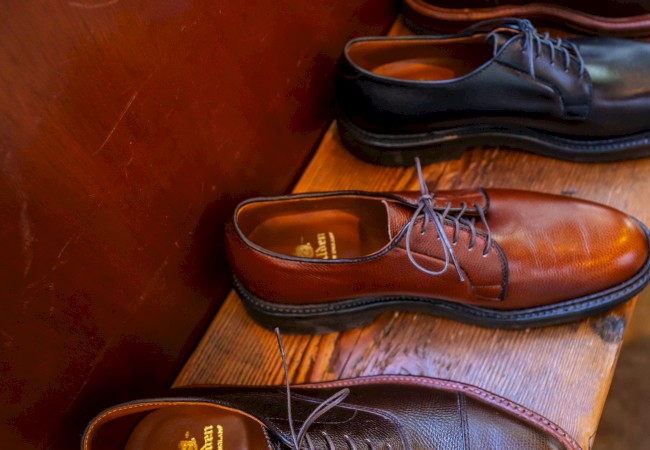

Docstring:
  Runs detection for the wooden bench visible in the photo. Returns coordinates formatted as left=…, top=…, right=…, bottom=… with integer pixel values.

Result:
left=175, top=19, right=650, bottom=450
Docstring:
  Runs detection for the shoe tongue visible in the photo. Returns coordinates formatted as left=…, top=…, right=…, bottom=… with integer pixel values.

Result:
left=383, top=189, right=489, bottom=239
left=383, top=200, right=414, bottom=239
left=487, top=30, right=516, bottom=50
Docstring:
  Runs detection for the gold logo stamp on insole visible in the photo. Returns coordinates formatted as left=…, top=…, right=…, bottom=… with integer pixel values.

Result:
left=294, top=232, right=337, bottom=259
left=179, top=425, right=223, bottom=450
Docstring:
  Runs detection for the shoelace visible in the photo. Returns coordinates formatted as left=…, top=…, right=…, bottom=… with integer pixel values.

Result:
left=471, top=18, right=585, bottom=79
left=405, top=158, right=492, bottom=282
left=277, top=328, right=377, bottom=450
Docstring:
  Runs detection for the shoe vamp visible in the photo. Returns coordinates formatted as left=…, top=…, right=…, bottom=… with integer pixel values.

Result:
left=483, top=188, right=648, bottom=308
left=295, top=383, right=468, bottom=450
left=294, top=382, right=568, bottom=450
left=571, top=37, right=650, bottom=134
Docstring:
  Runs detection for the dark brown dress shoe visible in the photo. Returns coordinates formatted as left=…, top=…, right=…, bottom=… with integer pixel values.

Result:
left=403, top=0, right=650, bottom=36
left=335, top=19, right=650, bottom=165
left=82, top=346, right=582, bottom=450
left=225, top=161, right=650, bottom=333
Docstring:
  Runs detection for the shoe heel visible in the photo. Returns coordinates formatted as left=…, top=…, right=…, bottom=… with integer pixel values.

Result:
left=336, top=117, right=465, bottom=167
left=233, top=276, right=380, bottom=335
left=244, top=305, right=379, bottom=335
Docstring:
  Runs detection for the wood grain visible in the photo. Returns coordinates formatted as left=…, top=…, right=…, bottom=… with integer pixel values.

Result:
left=175, top=19, right=650, bottom=450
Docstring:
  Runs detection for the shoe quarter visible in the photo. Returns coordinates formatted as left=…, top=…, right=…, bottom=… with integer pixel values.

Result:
left=256, top=389, right=411, bottom=449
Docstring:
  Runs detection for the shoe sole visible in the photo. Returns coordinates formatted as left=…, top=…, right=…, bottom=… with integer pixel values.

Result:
left=233, top=221, right=650, bottom=334
left=403, top=0, right=650, bottom=37
left=337, top=116, right=650, bottom=167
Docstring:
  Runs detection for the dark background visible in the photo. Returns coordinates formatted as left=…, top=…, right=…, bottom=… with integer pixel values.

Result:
left=0, top=1, right=396, bottom=448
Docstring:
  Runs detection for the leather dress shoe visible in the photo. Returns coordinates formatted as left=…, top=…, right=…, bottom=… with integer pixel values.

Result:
left=82, top=333, right=582, bottom=450
left=334, top=19, right=650, bottom=166
left=403, top=0, right=650, bottom=36
left=225, top=160, right=650, bottom=333
left=82, top=379, right=582, bottom=449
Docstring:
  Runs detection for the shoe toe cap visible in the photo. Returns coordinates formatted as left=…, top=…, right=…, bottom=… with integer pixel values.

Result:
left=488, top=190, right=649, bottom=308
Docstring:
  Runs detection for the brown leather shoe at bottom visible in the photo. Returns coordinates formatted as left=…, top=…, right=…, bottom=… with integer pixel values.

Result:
left=82, top=376, right=582, bottom=450
left=225, top=162, right=650, bottom=333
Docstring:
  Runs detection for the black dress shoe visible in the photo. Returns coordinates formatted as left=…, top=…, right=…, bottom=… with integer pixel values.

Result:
left=334, top=19, right=650, bottom=166
left=82, top=332, right=582, bottom=450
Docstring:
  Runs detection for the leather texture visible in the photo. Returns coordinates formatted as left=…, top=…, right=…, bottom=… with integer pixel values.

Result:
left=81, top=375, right=582, bottom=450
left=419, top=0, right=650, bottom=17
left=403, top=0, right=650, bottom=35
left=334, top=22, right=650, bottom=164
left=225, top=187, right=650, bottom=328
left=336, top=32, right=650, bottom=138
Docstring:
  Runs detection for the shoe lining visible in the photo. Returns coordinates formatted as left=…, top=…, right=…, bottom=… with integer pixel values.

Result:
left=122, top=404, right=269, bottom=450
left=347, top=37, right=493, bottom=81
left=239, top=196, right=390, bottom=259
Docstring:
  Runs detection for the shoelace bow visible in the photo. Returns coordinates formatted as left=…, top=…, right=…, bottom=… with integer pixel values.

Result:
left=405, top=158, right=492, bottom=282
left=474, top=18, right=585, bottom=79
left=276, top=329, right=380, bottom=450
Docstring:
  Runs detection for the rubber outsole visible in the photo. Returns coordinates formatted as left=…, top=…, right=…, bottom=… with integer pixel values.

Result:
left=233, top=221, right=650, bottom=334
left=336, top=116, right=650, bottom=167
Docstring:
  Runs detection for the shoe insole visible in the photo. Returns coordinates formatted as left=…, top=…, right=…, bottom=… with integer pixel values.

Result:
left=347, top=38, right=493, bottom=81
left=124, top=404, right=269, bottom=450
left=372, top=58, right=460, bottom=81
left=248, top=209, right=378, bottom=259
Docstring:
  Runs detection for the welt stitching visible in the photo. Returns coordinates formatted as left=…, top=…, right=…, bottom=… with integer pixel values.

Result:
left=458, top=393, right=470, bottom=450
left=344, top=113, right=650, bottom=150
left=241, top=273, right=647, bottom=320
left=302, top=377, right=581, bottom=450
left=491, top=238, right=509, bottom=301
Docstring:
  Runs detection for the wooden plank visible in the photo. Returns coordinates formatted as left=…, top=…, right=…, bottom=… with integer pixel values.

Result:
left=175, top=19, right=650, bottom=450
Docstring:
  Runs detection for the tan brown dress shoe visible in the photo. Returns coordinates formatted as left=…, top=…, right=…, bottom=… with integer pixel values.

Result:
left=225, top=162, right=649, bottom=333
